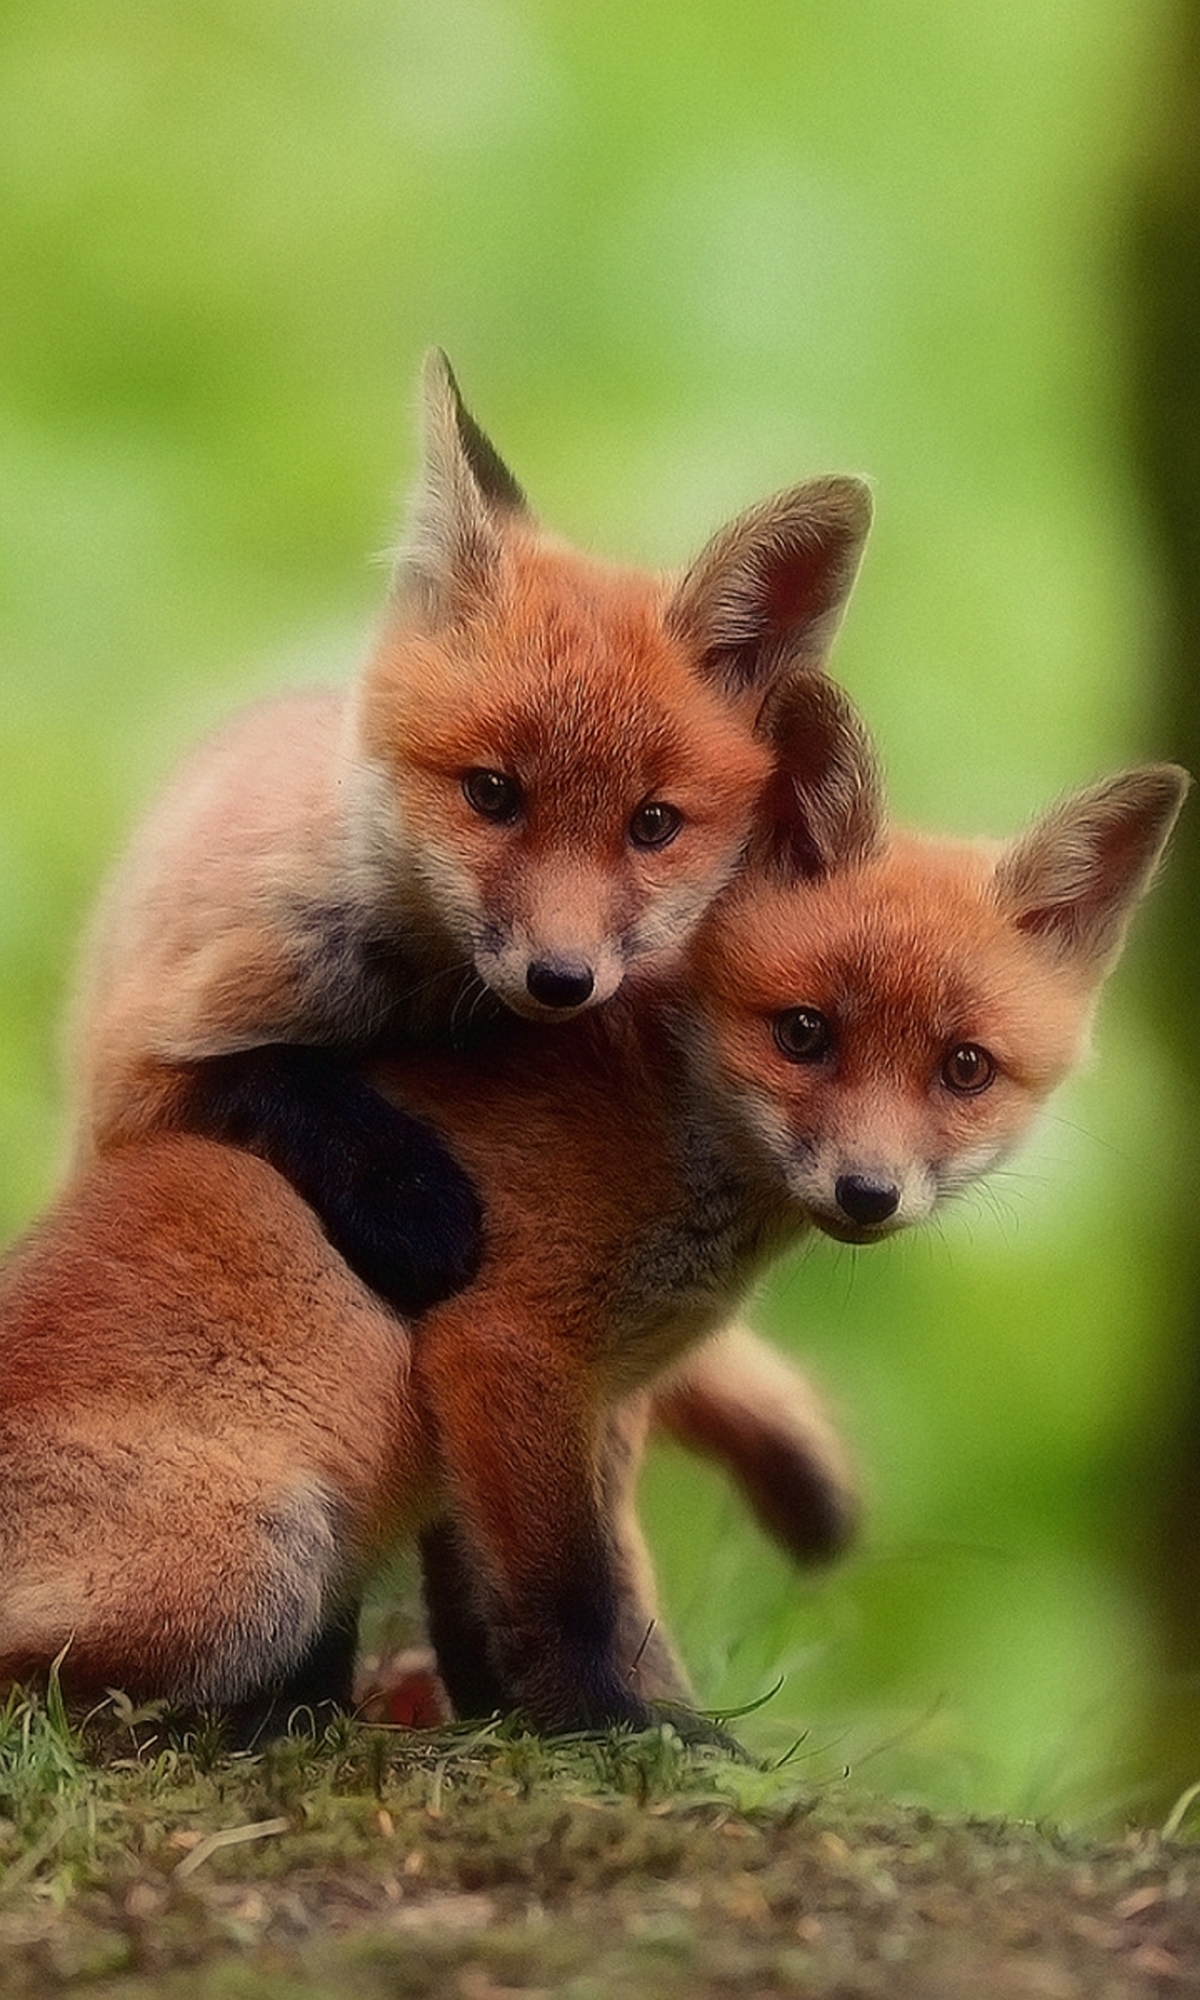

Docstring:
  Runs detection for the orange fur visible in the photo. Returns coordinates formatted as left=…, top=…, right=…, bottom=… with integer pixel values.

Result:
left=65, top=352, right=876, bottom=1640
left=0, top=1137, right=436, bottom=1708
left=3, top=681, right=1183, bottom=1731
left=71, top=353, right=871, bottom=1155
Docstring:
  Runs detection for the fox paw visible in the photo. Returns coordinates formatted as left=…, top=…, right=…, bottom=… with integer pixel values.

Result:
left=356, top=1648, right=452, bottom=1729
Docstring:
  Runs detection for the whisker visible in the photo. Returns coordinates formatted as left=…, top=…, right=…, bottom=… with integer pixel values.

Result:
left=1039, top=1107, right=1128, bottom=1163
left=385, top=953, right=479, bottom=1015
left=461, top=977, right=499, bottom=1043
left=448, top=971, right=495, bottom=1049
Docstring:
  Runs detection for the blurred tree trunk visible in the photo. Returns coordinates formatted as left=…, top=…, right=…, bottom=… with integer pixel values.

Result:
left=1128, top=1, right=1200, bottom=1813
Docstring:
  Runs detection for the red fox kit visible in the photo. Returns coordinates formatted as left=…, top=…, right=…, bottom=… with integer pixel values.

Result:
left=71, top=352, right=872, bottom=1314
left=1, top=678, right=1184, bottom=1737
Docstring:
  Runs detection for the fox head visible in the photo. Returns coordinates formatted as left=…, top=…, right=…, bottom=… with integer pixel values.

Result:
left=350, top=351, right=872, bottom=1019
left=691, top=676, right=1189, bottom=1243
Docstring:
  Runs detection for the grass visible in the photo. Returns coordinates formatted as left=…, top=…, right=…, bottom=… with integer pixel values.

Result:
left=2, top=1687, right=1199, bottom=1998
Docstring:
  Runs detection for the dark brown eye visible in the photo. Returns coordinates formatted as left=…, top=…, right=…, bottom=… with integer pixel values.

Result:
left=629, top=800, right=683, bottom=849
left=942, top=1043, right=995, bottom=1095
left=463, top=769, right=521, bottom=822
left=773, top=1007, right=832, bottom=1062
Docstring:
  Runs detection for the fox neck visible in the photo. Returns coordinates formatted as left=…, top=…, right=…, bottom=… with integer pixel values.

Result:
left=602, top=1011, right=804, bottom=1390
left=605, top=1118, right=799, bottom=1398
left=325, top=750, right=484, bottom=1043
left=676, top=1082, right=802, bottom=1269
left=659, top=991, right=801, bottom=1250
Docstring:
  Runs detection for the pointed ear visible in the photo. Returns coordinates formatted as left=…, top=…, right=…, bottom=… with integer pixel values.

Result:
left=994, top=764, right=1190, bottom=972
left=390, top=349, right=531, bottom=622
left=753, top=674, right=887, bottom=880
left=665, top=476, right=872, bottom=702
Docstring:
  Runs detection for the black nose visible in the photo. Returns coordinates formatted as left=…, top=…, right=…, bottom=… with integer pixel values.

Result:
left=835, top=1173, right=901, bottom=1227
left=525, top=959, right=596, bottom=1010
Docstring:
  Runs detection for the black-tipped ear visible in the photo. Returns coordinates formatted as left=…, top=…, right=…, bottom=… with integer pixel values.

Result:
left=665, top=476, right=872, bottom=702
left=754, top=674, right=886, bottom=880
left=390, top=350, right=531, bottom=622
left=994, top=763, right=1190, bottom=972
left=428, top=349, right=528, bottom=516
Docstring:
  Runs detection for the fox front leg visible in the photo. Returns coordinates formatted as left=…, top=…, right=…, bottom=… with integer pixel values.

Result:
left=417, top=1394, right=695, bottom=1724
left=172, top=1046, right=483, bottom=1314
left=417, top=1515, right=510, bottom=1721
left=414, top=1314, right=738, bottom=1747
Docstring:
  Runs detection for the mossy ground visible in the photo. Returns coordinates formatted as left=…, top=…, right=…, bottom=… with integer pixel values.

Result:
left=2, top=1690, right=1199, bottom=1999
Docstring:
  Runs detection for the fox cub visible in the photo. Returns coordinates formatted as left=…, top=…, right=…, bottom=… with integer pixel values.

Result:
left=1, top=677, right=1184, bottom=1738
left=71, top=352, right=871, bottom=1314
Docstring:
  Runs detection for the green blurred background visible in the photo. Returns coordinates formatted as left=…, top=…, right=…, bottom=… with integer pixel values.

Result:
left=2, top=0, right=1198, bottom=1825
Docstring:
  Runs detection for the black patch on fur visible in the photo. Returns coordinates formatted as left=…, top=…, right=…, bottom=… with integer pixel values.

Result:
left=737, top=1431, right=859, bottom=1564
left=178, top=1045, right=483, bottom=1314
left=426, top=1519, right=658, bottom=1734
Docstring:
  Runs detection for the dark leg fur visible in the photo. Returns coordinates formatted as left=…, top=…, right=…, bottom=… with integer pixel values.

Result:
left=220, top=1601, right=362, bottom=1748
left=421, top=1517, right=659, bottom=1733
left=419, top=1518, right=512, bottom=1719
left=730, top=1426, right=858, bottom=1562
left=422, top=1510, right=653, bottom=1735
left=422, top=1494, right=742, bottom=1753
left=178, top=1046, right=482, bottom=1314
left=490, top=1560, right=741, bottom=1750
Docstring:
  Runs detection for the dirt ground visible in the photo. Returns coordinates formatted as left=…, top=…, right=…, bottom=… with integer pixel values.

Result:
left=2, top=1719, right=1199, bottom=1999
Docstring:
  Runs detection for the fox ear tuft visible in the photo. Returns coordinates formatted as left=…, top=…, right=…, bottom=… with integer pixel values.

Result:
left=390, top=350, right=531, bottom=621
left=665, top=476, right=872, bottom=702
left=423, top=349, right=528, bottom=517
left=995, top=763, right=1190, bottom=972
left=755, top=675, right=886, bottom=880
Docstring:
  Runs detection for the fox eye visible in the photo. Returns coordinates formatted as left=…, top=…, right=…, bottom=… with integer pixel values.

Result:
left=463, top=769, right=521, bottom=822
left=942, top=1043, right=995, bottom=1095
left=629, top=800, right=683, bottom=849
left=773, top=1007, right=832, bottom=1062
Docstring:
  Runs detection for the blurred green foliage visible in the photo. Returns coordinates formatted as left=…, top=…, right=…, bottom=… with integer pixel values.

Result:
left=0, top=0, right=1188, bottom=1821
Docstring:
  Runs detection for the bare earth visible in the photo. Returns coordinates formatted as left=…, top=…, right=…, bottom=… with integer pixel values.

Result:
left=2, top=1707, right=1198, bottom=1999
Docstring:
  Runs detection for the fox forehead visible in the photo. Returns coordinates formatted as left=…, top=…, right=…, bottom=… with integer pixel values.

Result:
left=360, top=542, right=771, bottom=822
